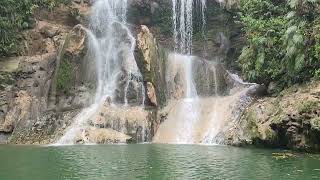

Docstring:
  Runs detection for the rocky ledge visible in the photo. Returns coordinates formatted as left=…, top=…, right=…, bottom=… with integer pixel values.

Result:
left=225, top=81, right=320, bottom=152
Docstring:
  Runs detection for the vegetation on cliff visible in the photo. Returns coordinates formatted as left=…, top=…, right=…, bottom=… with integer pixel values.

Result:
left=0, top=0, right=70, bottom=56
left=238, top=0, right=320, bottom=89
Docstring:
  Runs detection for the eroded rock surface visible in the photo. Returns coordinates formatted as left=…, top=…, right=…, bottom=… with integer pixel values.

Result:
left=224, top=81, right=320, bottom=152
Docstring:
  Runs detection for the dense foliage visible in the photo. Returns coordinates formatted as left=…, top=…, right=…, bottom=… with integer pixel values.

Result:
left=0, top=0, right=70, bottom=57
left=238, top=0, right=320, bottom=87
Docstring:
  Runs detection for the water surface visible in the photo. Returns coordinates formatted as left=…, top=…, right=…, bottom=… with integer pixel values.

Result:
left=0, top=144, right=319, bottom=180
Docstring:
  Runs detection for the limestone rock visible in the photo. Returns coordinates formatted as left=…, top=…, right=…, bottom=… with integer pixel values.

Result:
left=87, top=128, right=131, bottom=144
left=0, top=57, right=23, bottom=72
left=64, top=24, right=87, bottom=56
left=147, top=82, right=157, bottom=106
left=1, top=91, right=31, bottom=133
left=50, top=24, right=93, bottom=110
left=137, top=25, right=154, bottom=71
left=136, top=25, right=167, bottom=107
left=89, top=101, right=153, bottom=143
left=70, top=1, right=91, bottom=25
left=225, top=81, right=320, bottom=152
left=40, top=24, right=60, bottom=38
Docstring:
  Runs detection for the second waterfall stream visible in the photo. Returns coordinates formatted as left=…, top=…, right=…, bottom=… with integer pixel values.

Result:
left=153, top=0, right=253, bottom=144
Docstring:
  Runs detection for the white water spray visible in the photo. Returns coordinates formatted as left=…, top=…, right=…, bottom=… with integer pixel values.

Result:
left=172, top=0, right=207, bottom=54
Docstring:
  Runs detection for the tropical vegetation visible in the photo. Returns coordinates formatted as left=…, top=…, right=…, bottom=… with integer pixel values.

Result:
left=238, top=0, right=320, bottom=88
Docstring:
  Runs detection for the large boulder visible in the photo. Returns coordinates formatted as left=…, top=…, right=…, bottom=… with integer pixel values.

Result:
left=89, top=102, right=154, bottom=143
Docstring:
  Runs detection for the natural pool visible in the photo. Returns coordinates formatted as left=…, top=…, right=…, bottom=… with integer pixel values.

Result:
left=0, top=144, right=319, bottom=180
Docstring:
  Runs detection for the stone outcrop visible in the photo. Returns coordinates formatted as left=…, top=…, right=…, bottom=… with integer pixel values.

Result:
left=136, top=25, right=168, bottom=107
left=85, top=128, right=131, bottom=144
left=224, top=81, right=320, bottom=152
left=50, top=24, right=93, bottom=111
left=88, top=102, right=155, bottom=143
left=0, top=53, right=64, bottom=144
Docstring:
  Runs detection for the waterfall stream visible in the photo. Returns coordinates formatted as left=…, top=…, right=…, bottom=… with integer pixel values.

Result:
left=56, top=0, right=145, bottom=145
left=153, top=0, right=254, bottom=144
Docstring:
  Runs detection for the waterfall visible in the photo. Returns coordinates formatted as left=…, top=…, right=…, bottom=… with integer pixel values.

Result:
left=153, top=0, right=255, bottom=144
left=153, top=56, right=252, bottom=144
left=199, top=0, right=207, bottom=55
left=172, top=0, right=207, bottom=54
left=56, top=0, right=145, bottom=145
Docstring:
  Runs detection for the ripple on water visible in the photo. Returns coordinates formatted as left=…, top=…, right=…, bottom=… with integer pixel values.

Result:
left=0, top=145, right=320, bottom=179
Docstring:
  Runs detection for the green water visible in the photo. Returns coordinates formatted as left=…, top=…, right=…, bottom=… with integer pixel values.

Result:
left=0, top=144, right=320, bottom=180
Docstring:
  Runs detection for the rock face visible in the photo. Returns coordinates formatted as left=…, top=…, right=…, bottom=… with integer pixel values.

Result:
left=89, top=102, right=155, bottom=143
left=224, top=81, right=320, bottom=152
left=0, top=2, right=91, bottom=144
left=136, top=25, right=168, bottom=107
left=63, top=98, right=156, bottom=144
left=50, top=24, right=93, bottom=111
left=0, top=53, right=74, bottom=144
left=128, top=0, right=244, bottom=69
left=0, top=3, right=164, bottom=145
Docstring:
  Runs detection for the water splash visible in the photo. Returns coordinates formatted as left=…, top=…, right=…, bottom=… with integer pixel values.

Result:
left=57, top=0, right=145, bottom=145
left=153, top=57, right=252, bottom=144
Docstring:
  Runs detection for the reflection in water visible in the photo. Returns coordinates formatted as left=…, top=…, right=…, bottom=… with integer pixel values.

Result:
left=0, top=145, right=320, bottom=179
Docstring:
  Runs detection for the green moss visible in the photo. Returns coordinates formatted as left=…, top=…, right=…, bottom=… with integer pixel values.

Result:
left=153, top=6, right=172, bottom=35
left=243, top=110, right=259, bottom=138
left=311, top=117, right=320, bottom=131
left=298, top=101, right=319, bottom=113
left=0, top=73, right=14, bottom=90
left=56, top=56, right=73, bottom=94
left=264, top=127, right=276, bottom=141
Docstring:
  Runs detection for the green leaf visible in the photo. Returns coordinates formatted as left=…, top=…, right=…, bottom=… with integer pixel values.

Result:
left=295, top=54, right=305, bottom=71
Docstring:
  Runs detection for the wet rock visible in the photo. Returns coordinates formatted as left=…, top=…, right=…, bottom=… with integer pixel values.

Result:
left=87, top=128, right=131, bottom=144
left=88, top=102, right=153, bottom=143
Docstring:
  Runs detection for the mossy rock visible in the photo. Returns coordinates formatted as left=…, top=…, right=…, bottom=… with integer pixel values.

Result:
left=311, top=117, right=320, bottom=131
left=0, top=73, right=14, bottom=90
left=56, top=56, right=73, bottom=94
left=298, top=101, right=319, bottom=113
left=54, top=24, right=88, bottom=95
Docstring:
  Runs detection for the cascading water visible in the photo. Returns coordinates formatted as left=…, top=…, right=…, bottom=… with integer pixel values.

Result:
left=172, top=0, right=206, bottom=54
left=153, top=56, right=253, bottom=144
left=153, top=0, right=255, bottom=144
left=153, top=0, right=207, bottom=144
left=56, top=0, right=145, bottom=145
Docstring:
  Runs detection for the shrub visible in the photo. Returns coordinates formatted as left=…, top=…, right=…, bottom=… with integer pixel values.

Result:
left=0, top=0, right=71, bottom=57
left=238, top=0, right=320, bottom=87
